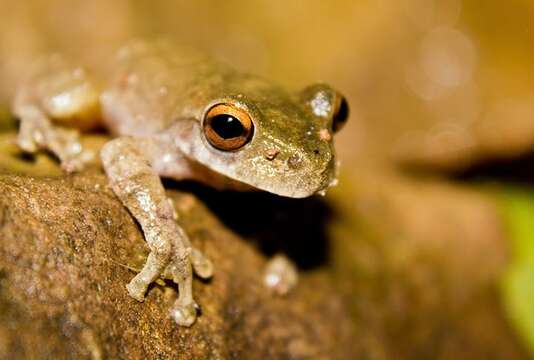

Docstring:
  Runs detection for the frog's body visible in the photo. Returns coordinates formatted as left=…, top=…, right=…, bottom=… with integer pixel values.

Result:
left=13, top=39, right=348, bottom=326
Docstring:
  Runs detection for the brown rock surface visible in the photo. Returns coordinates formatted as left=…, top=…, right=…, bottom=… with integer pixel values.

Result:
left=0, top=150, right=356, bottom=359
left=0, top=131, right=529, bottom=358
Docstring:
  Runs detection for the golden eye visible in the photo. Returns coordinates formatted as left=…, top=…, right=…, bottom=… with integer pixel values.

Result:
left=332, top=95, right=349, bottom=133
left=203, top=103, right=254, bottom=151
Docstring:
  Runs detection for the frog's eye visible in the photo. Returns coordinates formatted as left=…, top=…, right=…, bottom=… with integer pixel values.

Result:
left=203, top=103, right=254, bottom=151
left=332, top=95, right=349, bottom=133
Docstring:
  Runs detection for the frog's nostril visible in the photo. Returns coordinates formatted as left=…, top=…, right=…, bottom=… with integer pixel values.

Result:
left=287, top=154, right=303, bottom=169
left=265, top=148, right=279, bottom=160
left=313, top=149, right=320, bottom=155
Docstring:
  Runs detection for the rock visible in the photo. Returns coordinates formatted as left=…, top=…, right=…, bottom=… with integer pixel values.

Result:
left=0, top=130, right=529, bottom=358
left=0, top=146, right=356, bottom=359
left=328, top=169, right=528, bottom=359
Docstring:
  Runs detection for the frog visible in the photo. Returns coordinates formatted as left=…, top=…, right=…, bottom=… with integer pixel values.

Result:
left=12, top=39, right=349, bottom=327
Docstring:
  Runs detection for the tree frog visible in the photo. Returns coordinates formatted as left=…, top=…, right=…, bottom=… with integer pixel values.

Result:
left=12, top=39, right=349, bottom=326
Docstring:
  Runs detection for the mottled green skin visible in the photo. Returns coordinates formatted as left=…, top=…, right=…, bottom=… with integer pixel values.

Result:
left=101, top=40, right=341, bottom=197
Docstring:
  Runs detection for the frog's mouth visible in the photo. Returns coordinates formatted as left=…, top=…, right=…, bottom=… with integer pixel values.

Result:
left=186, top=153, right=337, bottom=199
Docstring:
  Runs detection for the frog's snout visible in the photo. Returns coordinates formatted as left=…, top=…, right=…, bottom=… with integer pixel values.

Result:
left=287, top=150, right=336, bottom=197
left=318, top=156, right=337, bottom=188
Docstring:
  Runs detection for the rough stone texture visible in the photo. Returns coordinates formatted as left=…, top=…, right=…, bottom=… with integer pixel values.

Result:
left=0, top=168, right=356, bottom=359
left=329, top=169, right=528, bottom=359
left=0, top=129, right=530, bottom=358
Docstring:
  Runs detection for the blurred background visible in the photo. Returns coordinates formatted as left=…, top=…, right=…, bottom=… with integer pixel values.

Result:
left=2, top=0, right=534, bottom=358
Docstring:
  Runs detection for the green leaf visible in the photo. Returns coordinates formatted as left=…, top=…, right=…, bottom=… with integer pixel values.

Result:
left=499, top=187, right=534, bottom=354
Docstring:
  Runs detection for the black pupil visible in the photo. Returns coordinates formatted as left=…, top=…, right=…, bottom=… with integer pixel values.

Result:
left=210, top=114, right=245, bottom=139
left=333, top=97, right=349, bottom=132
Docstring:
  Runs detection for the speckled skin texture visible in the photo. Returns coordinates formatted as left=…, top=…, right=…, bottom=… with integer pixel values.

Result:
left=12, top=39, right=346, bottom=325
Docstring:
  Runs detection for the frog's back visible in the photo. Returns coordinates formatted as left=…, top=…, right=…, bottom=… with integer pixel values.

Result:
left=100, top=39, right=232, bottom=136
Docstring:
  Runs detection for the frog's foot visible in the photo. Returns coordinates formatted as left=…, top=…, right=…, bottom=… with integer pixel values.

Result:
left=166, top=248, right=199, bottom=326
left=16, top=107, right=93, bottom=172
left=161, top=247, right=213, bottom=281
left=126, top=278, right=149, bottom=302
left=166, top=247, right=212, bottom=326
left=126, top=249, right=172, bottom=302
left=126, top=245, right=212, bottom=326
left=170, top=300, right=199, bottom=327
left=263, top=254, right=298, bottom=296
left=43, top=126, right=94, bottom=173
left=17, top=116, right=40, bottom=153
left=59, top=143, right=94, bottom=173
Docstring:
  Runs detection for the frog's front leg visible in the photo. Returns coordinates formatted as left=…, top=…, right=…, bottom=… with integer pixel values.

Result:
left=100, top=136, right=213, bottom=326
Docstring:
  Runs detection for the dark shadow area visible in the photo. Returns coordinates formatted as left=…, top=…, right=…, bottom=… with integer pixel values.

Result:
left=453, top=152, right=534, bottom=185
left=14, top=152, right=37, bottom=162
left=396, top=151, right=534, bottom=186
left=163, top=179, right=333, bottom=270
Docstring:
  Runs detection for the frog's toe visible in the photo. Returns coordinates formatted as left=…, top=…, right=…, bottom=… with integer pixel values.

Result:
left=61, top=149, right=94, bottom=173
left=191, top=248, right=213, bottom=279
left=17, top=131, right=38, bottom=153
left=61, top=158, right=84, bottom=173
left=263, top=254, right=298, bottom=296
left=126, top=280, right=147, bottom=302
left=170, top=301, right=198, bottom=327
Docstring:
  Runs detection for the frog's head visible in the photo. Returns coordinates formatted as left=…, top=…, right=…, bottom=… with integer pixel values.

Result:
left=172, top=76, right=348, bottom=198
